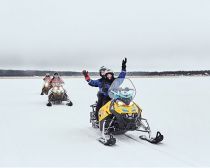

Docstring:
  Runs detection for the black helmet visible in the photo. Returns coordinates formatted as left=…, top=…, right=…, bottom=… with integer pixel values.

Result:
left=53, top=72, right=59, bottom=77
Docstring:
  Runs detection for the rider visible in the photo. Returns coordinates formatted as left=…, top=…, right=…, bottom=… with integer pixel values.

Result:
left=43, top=73, right=51, bottom=81
left=82, top=58, right=127, bottom=121
left=49, top=72, right=64, bottom=86
left=97, top=66, right=108, bottom=97
left=41, top=73, right=52, bottom=95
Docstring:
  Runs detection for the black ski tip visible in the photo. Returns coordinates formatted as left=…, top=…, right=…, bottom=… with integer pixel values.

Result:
left=98, top=137, right=116, bottom=146
left=152, top=131, right=164, bottom=144
left=104, top=138, right=116, bottom=146
left=66, top=101, right=73, bottom=106
left=46, top=102, right=52, bottom=106
left=139, top=131, right=164, bottom=144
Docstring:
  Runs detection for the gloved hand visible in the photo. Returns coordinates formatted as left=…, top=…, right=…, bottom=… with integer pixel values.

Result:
left=82, top=70, right=90, bottom=81
left=122, top=58, right=127, bottom=71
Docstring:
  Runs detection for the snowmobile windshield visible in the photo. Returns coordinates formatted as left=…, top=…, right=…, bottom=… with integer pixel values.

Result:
left=52, top=82, right=62, bottom=87
left=108, top=78, right=136, bottom=105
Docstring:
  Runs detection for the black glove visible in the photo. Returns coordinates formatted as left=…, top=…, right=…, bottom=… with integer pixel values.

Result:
left=82, top=70, right=88, bottom=77
left=122, top=58, right=127, bottom=71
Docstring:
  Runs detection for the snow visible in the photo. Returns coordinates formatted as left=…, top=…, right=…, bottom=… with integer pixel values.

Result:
left=0, top=77, right=210, bottom=167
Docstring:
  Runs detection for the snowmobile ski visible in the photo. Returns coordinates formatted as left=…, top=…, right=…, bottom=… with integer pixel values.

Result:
left=98, top=135, right=116, bottom=146
left=47, top=102, right=52, bottom=106
left=139, top=131, right=163, bottom=144
left=66, top=101, right=73, bottom=106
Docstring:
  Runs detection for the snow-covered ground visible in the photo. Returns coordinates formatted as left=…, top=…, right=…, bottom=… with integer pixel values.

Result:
left=0, top=77, right=210, bottom=167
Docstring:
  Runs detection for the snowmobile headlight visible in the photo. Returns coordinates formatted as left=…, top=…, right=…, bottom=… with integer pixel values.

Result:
left=128, top=102, right=134, bottom=106
left=45, top=83, right=49, bottom=87
left=58, top=87, right=64, bottom=93
left=117, top=100, right=134, bottom=107
left=117, top=100, right=125, bottom=106
left=53, top=87, right=58, bottom=92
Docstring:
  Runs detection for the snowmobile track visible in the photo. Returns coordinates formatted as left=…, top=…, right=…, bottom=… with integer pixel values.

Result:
left=123, top=134, right=196, bottom=166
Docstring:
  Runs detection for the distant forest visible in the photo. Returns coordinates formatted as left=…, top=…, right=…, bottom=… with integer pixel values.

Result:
left=0, top=69, right=210, bottom=77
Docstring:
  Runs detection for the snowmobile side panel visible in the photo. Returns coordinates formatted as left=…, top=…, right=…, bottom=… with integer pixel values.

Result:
left=98, top=101, right=112, bottom=121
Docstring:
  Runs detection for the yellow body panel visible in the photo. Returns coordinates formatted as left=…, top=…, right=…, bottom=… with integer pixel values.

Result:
left=99, top=101, right=142, bottom=122
left=98, top=101, right=112, bottom=122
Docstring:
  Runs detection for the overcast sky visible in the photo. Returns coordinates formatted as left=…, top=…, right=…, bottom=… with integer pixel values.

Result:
left=0, top=0, right=210, bottom=71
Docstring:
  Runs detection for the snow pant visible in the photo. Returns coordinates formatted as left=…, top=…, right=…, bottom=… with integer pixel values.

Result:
left=95, top=92, right=111, bottom=121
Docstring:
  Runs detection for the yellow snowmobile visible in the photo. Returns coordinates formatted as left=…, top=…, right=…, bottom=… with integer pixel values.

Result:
left=90, top=78, right=163, bottom=146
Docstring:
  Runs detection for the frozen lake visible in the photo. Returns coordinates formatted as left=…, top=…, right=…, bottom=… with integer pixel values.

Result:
left=0, top=77, right=210, bottom=167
